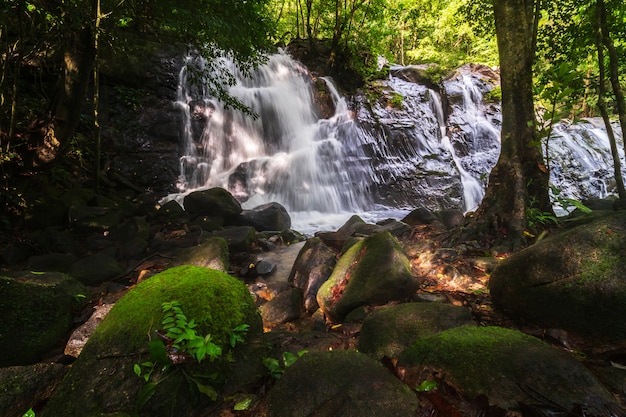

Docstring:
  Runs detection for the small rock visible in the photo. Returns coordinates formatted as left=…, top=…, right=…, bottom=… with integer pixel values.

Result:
left=256, top=260, right=277, bottom=276
left=259, top=288, right=304, bottom=327
left=64, top=304, right=114, bottom=358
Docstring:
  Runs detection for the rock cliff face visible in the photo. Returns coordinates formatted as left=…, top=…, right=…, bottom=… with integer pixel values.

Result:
left=100, top=46, right=184, bottom=197
left=114, top=48, right=622, bottom=229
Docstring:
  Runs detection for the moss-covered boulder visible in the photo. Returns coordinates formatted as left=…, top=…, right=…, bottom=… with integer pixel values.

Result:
left=358, top=302, right=474, bottom=360
left=41, top=266, right=264, bottom=417
left=398, top=326, right=619, bottom=413
left=489, top=211, right=626, bottom=341
left=266, top=350, right=421, bottom=417
left=316, top=232, right=418, bottom=321
left=0, top=272, right=86, bottom=366
left=172, top=236, right=229, bottom=271
left=0, top=363, right=68, bottom=417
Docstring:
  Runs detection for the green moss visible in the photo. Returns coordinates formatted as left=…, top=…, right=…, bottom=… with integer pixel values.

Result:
left=400, top=325, right=617, bottom=410
left=389, top=92, right=404, bottom=109
left=92, top=265, right=259, bottom=352
left=41, top=266, right=264, bottom=417
left=0, top=272, right=87, bottom=366
left=400, top=326, right=548, bottom=400
left=483, top=86, right=501, bottom=103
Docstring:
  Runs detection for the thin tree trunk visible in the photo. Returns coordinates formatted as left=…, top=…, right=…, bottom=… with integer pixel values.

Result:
left=595, top=0, right=626, bottom=200
left=94, top=0, right=102, bottom=192
left=597, top=0, right=626, bottom=158
left=33, top=26, right=95, bottom=165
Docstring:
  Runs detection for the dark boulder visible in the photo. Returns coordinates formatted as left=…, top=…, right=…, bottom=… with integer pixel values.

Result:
left=183, top=187, right=242, bottom=220
left=239, top=202, right=291, bottom=231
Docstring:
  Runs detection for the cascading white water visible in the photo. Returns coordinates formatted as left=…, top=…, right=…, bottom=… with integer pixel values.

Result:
left=165, top=53, right=625, bottom=233
left=548, top=118, right=624, bottom=213
left=167, top=52, right=373, bottom=232
left=430, top=87, right=488, bottom=213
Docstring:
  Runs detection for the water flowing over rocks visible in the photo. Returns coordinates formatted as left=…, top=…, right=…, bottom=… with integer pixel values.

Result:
left=165, top=50, right=623, bottom=232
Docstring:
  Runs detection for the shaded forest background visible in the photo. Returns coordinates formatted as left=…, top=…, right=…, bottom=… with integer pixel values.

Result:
left=1, top=0, right=625, bottom=247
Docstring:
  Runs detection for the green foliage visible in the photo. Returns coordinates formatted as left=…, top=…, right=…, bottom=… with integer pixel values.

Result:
left=415, top=379, right=438, bottom=392
left=263, top=350, right=308, bottom=379
left=550, top=185, right=592, bottom=215
left=160, top=300, right=224, bottom=363
left=526, top=207, right=558, bottom=229
left=133, top=300, right=251, bottom=412
left=483, top=86, right=502, bottom=103
left=21, top=409, right=35, bottom=417
left=390, top=92, right=404, bottom=109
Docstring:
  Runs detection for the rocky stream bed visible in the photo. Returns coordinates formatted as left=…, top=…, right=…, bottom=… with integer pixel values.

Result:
left=1, top=181, right=626, bottom=417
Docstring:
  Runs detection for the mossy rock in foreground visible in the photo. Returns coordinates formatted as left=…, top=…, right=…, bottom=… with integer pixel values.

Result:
left=358, top=302, right=475, bottom=360
left=41, top=266, right=264, bottom=417
left=0, top=272, right=86, bottom=366
left=399, top=326, right=619, bottom=413
left=316, top=231, right=418, bottom=321
left=490, top=210, right=626, bottom=341
left=267, top=350, right=420, bottom=417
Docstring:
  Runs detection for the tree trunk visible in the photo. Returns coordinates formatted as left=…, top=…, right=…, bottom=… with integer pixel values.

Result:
left=595, top=0, right=626, bottom=200
left=30, top=26, right=95, bottom=165
left=598, top=0, right=626, bottom=159
left=462, top=0, right=551, bottom=250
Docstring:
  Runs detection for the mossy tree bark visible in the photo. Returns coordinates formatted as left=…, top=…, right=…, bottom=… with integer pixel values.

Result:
left=462, top=0, right=551, bottom=250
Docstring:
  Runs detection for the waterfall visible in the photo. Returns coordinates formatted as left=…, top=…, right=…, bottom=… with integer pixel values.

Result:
left=548, top=118, right=624, bottom=213
left=165, top=53, right=625, bottom=233
left=166, top=52, right=373, bottom=232
left=430, top=87, right=488, bottom=213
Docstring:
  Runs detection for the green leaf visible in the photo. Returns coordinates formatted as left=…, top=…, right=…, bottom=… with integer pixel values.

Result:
left=567, top=199, right=592, bottom=213
left=205, top=342, right=222, bottom=360
left=133, top=363, right=142, bottom=377
left=195, top=344, right=207, bottom=362
left=233, top=323, right=250, bottom=332
left=263, top=357, right=283, bottom=378
left=136, top=382, right=158, bottom=411
left=282, top=352, right=299, bottom=368
left=21, top=408, right=35, bottom=417
left=233, top=396, right=254, bottom=410
left=416, top=380, right=438, bottom=392
left=149, top=340, right=172, bottom=366
left=195, top=381, right=218, bottom=400
left=167, top=327, right=183, bottom=335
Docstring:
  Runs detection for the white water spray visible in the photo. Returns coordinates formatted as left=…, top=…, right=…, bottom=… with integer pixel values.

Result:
left=166, top=52, right=372, bottom=231
left=430, top=88, right=485, bottom=213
